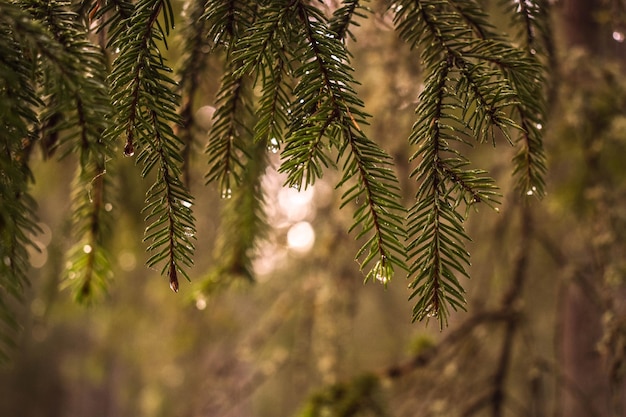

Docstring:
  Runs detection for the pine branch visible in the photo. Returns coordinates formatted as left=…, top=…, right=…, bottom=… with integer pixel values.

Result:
left=202, top=0, right=257, bottom=52
left=329, top=0, right=368, bottom=42
left=204, top=68, right=255, bottom=198
left=0, top=2, right=42, bottom=363
left=176, top=0, right=213, bottom=186
left=394, top=0, right=538, bottom=326
left=280, top=1, right=406, bottom=282
left=63, top=155, right=114, bottom=303
left=21, top=0, right=116, bottom=302
left=106, top=0, right=196, bottom=291
left=0, top=0, right=116, bottom=358
left=199, top=140, right=268, bottom=292
left=337, top=127, right=407, bottom=284
left=501, top=0, right=550, bottom=198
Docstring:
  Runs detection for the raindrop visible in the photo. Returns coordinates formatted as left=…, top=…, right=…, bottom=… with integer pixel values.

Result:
left=123, top=142, right=135, bottom=157
left=221, top=188, right=232, bottom=199
left=526, top=186, right=537, bottom=196
left=83, top=244, right=93, bottom=254
left=529, top=48, right=537, bottom=55
left=267, top=137, right=280, bottom=154
left=425, top=304, right=438, bottom=318
left=536, top=123, right=543, bottom=130
left=613, top=31, right=625, bottom=43
left=105, top=203, right=113, bottom=212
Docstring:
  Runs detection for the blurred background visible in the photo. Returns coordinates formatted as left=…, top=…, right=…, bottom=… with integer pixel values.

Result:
left=2, top=0, right=626, bottom=416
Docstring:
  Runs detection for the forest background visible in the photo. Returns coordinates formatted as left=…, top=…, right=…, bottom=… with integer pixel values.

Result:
left=1, top=0, right=626, bottom=417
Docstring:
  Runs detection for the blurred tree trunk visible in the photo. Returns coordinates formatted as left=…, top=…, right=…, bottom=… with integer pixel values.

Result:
left=559, top=1, right=626, bottom=416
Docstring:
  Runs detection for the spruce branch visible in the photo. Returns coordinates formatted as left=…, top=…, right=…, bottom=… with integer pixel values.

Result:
left=337, top=127, right=407, bottom=285
left=280, top=1, right=406, bottom=282
left=329, top=0, right=368, bottom=43
left=202, top=0, right=257, bottom=52
left=393, top=0, right=535, bottom=325
left=199, top=140, right=268, bottom=292
left=501, top=0, right=550, bottom=198
left=22, top=0, right=116, bottom=302
left=0, top=2, right=43, bottom=362
left=204, top=68, right=255, bottom=198
left=176, top=0, right=213, bottom=186
left=406, top=59, right=474, bottom=327
left=107, top=0, right=196, bottom=291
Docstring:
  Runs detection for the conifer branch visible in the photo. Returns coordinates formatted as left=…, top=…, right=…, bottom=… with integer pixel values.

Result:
left=202, top=0, right=257, bottom=52
left=107, top=0, right=196, bottom=290
left=283, top=1, right=406, bottom=282
left=200, top=141, right=268, bottom=292
left=204, top=68, right=254, bottom=198
left=329, top=0, right=367, bottom=42
left=176, top=0, right=212, bottom=186
left=394, top=0, right=536, bottom=325
left=0, top=2, right=50, bottom=362
left=24, top=0, right=116, bottom=302
left=501, top=0, right=550, bottom=198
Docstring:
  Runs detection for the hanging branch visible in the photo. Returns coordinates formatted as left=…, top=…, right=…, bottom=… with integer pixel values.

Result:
left=106, top=0, right=196, bottom=291
left=176, top=0, right=213, bottom=187
left=501, top=0, right=550, bottom=198
left=22, top=0, right=116, bottom=303
left=329, top=0, right=367, bottom=42
left=0, top=5, right=47, bottom=354
left=285, top=1, right=406, bottom=283
left=394, top=0, right=538, bottom=326
left=200, top=140, right=268, bottom=292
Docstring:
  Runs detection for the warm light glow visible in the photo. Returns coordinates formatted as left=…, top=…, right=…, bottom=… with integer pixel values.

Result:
left=118, top=251, right=137, bottom=271
left=195, top=297, right=207, bottom=310
left=278, top=186, right=314, bottom=222
left=287, top=221, right=315, bottom=253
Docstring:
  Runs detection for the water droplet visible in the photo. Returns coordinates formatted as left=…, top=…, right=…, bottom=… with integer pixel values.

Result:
left=124, top=142, right=134, bottom=157
left=267, top=137, right=280, bottom=154
left=376, top=271, right=389, bottom=284
left=425, top=303, right=438, bottom=318
left=536, top=123, right=543, bottom=130
left=104, top=203, right=113, bottom=212
left=170, top=280, right=179, bottom=293
left=83, top=244, right=93, bottom=254
left=221, top=188, right=232, bottom=199
left=613, top=31, right=625, bottom=43
left=529, top=48, right=537, bottom=55
left=494, top=207, right=500, bottom=213
left=526, top=186, right=537, bottom=196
